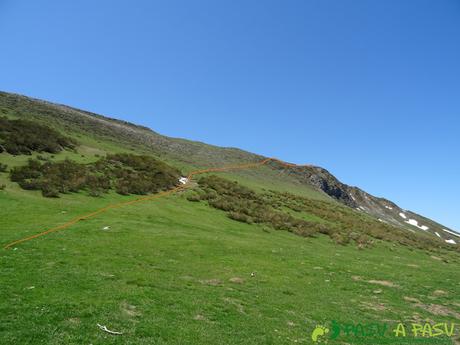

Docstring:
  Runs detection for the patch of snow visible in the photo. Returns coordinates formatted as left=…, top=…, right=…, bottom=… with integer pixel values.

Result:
left=399, top=213, right=407, bottom=219
left=406, top=219, right=418, bottom=226
left=179, top=177, right=188, bottom=185
left=445, top=239, right=456, bottom=245
left=359, top=206, right=366, bottom=211
left=435, top=232, right=441, bottom=238
left=385, top=206, right=393, bottom=210
left=350, top=194, right=356, bottom=201
left=442, top=228, right=460, bottom=238
left=356, top=208, right=361, bottom=211
left=378, top=218, right=384, bottom=222
left=404, top=219, right=429, bottom=231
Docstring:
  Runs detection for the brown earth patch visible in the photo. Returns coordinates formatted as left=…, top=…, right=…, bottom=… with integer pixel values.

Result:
left=361, top=301, right=387, bottom=311
left=121, top=301, right=141, bottom=317
left=223, top=297, right=246, bottom=314
left=419, top=304, right=460, bottom=319
left=199, top=279, right=222, bottom=286
left=367, top=280, right=398, bottom=288
left=229, top=277, right=245, bottom=284
left=432, top=290, right=448, bottom=296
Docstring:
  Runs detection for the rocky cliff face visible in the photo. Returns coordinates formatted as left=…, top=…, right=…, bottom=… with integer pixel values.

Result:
left=267, top=160, right=459, bottom=245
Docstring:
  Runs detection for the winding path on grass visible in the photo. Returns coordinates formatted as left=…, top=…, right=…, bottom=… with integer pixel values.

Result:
left=3, top=158, right=312, bottom=249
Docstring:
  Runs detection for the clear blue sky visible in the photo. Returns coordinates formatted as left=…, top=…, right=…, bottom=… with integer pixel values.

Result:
left=1, top=0, right=459, bottom=230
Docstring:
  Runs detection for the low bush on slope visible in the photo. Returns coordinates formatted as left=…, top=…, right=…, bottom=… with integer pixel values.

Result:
left=0, top=116, right=76, bottom=155
left=193, top=175, right=334, bottom=238
left=10, top=153, right=181, bottom=197
left=191, top=175, right=456, bottom=252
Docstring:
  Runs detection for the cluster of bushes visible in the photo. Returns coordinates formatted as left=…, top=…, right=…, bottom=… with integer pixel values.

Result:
left=97, top=153, right=181, bottom=195
left=0, top=116, right=77, bottom=155
left=267, top=190, right=458, bottom=251
left=10, top=153, right=181, bottom=197
left=193, top=175, right=337, bottom=239
left=189, top=175, right=454, bottom=251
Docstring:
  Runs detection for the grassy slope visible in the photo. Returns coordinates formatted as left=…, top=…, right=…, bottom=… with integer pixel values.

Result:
left=0, top=91, right=329, bottom=201
left=1, top=94, right=460, bottom=344
left=1, top=178, right=459, bottom=344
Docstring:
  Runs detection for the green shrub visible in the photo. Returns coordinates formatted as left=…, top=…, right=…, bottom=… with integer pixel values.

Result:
left=228, top=211, right=253, bottom=224
left=41, top=184, right=59, bottom=198
left=186, top=193, right=201, bottom=202
left=196, top=175, right=327, bottom=240
left=190, top=174, right=455, bottom=252
left=9, top=153, right=181, bottom=198
left=0, top=116, right=77, bottom=155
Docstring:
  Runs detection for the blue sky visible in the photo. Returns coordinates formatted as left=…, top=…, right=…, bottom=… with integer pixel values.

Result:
left=1, top=0, right=459, bottom=230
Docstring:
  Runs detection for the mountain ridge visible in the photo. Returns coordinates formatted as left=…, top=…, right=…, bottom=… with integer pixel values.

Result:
left=0, top=90, right=458, bottom=244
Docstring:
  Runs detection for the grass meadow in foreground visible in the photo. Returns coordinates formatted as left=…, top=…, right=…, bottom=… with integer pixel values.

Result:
left=1, top=178, right=459, bottom=345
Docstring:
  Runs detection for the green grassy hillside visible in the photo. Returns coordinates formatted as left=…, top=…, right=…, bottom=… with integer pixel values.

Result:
left=1, top=92, right=459, bottom=344
left=1, top=176, right=460, bottom=344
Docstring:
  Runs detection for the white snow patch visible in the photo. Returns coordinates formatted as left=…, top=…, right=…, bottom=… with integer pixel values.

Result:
left=385, top=206, right=393, bottom=210
left=356, top=208, right=361, bottom=211
left=405, top=219, right=418, bottom=226
left=350, top=194, right=356, bottom=201
left=359, top=206, right=366, bottom=211
left=378, top=218, right=384, bottom=223
left=179, top=177, right=188, bottom=185
left=435, top=232, right=441, bottom=238
left=442, top=228, right=460, bottom=238
left=399, top=213, right=407, bottom=219
left=404, top=219, right=429, bottom=231
left=445, top=239, right=457, bottom=245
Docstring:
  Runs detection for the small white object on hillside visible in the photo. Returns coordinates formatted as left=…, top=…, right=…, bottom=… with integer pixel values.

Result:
left=179, top=177, right=188, bottom=185
left=102, top=226, right=110, bottom=230
left=435, top=232, right=441, bottom=238
left=445, top=239, right=456, bottom=245
left=97, top=323, right=123, bottom=335
left=442, top=228, right=460, bottom=238
left=405, top=219, right=429, bottom=231
left=399, top=213, right=407, bottom=219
